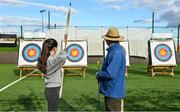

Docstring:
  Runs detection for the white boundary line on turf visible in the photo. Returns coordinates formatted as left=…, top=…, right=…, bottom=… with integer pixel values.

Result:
left=0, top=76, right=27, bottom=92
left=0, top=69, right=38, bottom=92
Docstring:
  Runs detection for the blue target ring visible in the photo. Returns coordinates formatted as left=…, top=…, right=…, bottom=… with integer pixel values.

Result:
left=66, top=44, right=84, bottom=62
left=154, top=44, right=172, bottom=62
left=22, top=43, right=41, bottom=62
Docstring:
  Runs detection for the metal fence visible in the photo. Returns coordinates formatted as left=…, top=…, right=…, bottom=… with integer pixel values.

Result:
left=0, top=25, right=179, bottom=52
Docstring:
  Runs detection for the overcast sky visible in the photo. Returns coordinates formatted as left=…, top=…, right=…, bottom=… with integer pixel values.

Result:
left=0, top=0, right=180, bottom=27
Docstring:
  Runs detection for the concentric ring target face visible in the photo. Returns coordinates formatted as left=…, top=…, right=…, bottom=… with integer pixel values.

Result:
left=154, top=44, right=172, bottom=62
left=66, top=44, right=84, bottom=62
left=22, top=43, right=41, bottom=62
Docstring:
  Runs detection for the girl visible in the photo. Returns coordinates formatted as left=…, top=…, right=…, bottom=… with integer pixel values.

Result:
left=38, top=38, right=67, bottom=111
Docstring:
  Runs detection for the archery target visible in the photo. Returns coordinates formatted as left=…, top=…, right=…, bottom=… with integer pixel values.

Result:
left=66, top=44, right=84, bottom=62
left=154, top=44, right=172, bottom=62
left=104, top=41, right=130, bottom=66
left=22, top=43, right=41, bottom=62
left=62, top=40, right=87, bottom=66
left=18, top=39, right=44, bottom=66
left=150, top=40, right=176, bottom=66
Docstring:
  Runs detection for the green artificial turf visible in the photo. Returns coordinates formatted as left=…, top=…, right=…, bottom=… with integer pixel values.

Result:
left=0, top=47, right=19, bottom=52
left=0, top=64, right=180, bottom=111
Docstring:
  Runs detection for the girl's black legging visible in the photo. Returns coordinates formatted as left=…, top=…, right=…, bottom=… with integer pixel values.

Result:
left=45, top=87, right=60, bottom=111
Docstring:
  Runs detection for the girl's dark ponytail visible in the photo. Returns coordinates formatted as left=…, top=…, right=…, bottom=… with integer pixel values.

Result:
left=37, top=38, right=58, bottom=74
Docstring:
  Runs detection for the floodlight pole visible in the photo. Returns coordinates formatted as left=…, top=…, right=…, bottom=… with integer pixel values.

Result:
left=152, top=12, right=155, bottom=34
left=178, top=25, right=180, bottom=51
left=20, top=25, right=23, bottom=39
left=40, top=9, right=46, bottom=32
left=48, top=11, right=51, bottom=29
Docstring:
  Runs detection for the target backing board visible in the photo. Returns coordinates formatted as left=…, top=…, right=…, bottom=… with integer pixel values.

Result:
left=18, top=39, right=44, bottom=66
left=149, top=40, right=176, bottom=66
left=62, top=40, right=88, bottom=67
left=104, top=41, right=130, bottom=66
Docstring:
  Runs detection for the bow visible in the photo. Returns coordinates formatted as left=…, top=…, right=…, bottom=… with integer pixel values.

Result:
left=60, top=2, right=71, bottom=98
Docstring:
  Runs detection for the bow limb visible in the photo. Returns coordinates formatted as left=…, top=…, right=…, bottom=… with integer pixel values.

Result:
left=64, top=2, right=71, bottom=49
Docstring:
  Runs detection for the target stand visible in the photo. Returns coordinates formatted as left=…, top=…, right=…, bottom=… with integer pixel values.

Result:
left=147, top=38, right=177, bottom=77
left=18, top=39, right=45, bottom=78
left=63, top=66, right=87, bottom=79
left=62, top=40, right=88, bottom=79
left=18, top=66, right=43, bottom=78
left=148, top=65, right=175, bottom=77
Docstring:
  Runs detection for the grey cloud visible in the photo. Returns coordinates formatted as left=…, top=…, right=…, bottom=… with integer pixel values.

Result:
left=132, top=0, right=180, bottom=26
left=133, top=19, right=161, bottom=24
left=99, top=0, right=180, bottom=26
left=160, top=9, right=180, bottom=26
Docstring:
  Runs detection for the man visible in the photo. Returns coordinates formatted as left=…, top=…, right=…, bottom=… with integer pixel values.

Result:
left=96, top=27, right=126, bottom=111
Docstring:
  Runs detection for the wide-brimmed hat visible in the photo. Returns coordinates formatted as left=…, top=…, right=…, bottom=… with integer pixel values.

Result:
left=102, top=27, right=125, bottom=41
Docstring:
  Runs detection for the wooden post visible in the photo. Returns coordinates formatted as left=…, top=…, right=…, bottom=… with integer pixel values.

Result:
left=152, top=68, right=154, bottom=77
left=172, top=68, right=174, bottom=77
left=83, top=68, right=86, bottom=79
left=163, top=68, right=165, bottom=75
left=121, top=99, right=124, bottom=112
left=20, top=68, right=23, bottom=78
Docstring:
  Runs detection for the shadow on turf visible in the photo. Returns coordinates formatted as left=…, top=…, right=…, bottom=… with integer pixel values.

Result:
left=72, top=93, right=104, bottom=111
left=13, top=68, right=20, bottom=76
left=87, top=68, right=98, bottom=76
left=17, top=94, right=37, bottom=111
left=28, top=87, right=43, bottom=110
left=128, top=68, right=148, bottom=77
left=125, top=89, right=180, bottom=111
left=16, top=87, right=43, bottom=111
left=59, top=98, right=76, bottom=111
left=0, top=87, right=44, bottom=111
left=174, top=70, right=180, bottom=75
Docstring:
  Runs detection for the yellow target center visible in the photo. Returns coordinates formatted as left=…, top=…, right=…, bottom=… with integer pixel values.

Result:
left=29, top=49, right=35, bottom=57
left=160, top=49, right=167, bottom=56
left=72, top=50, right=78, bottom=56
